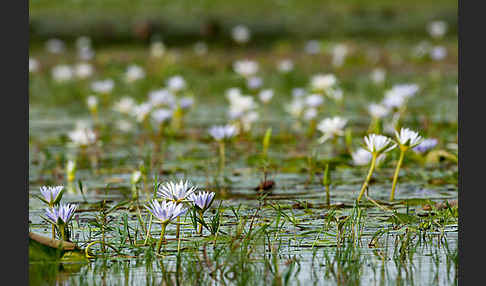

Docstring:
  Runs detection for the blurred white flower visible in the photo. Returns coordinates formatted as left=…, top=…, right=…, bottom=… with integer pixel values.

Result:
left=303, top=108, right=318, bottom=121
left=29, top=58, right=39, bottom=73
left=74, top=62, right=94, bottom=79
left=78, top=46, right=95, bottom=61
left=317, top=116, right=348, bottom=143
left=363, top=134, right=396, bottom=154
left=233, top=60, right=259, bottom=77
left=311, top=74, right=337, bottom=92
left=68, top=124, right=97, bottom=146
left=370, top=68, right=386, bottom=85
left=51, top=65, right=73, bottom=83
left=413, top=138, right=438, bottom=153
left=247, top=76, right=263, bottom=90
left=352, top=147, right=386, bottom=166
left=45, top=39, right=65, bottom=54
left=413, top=41, right=432, bottom=58
left=226, top=87, right=242, bottom=98
left=125, top=65, right=145, bottom=83
left=149, top=89, right=175, bottom=107
left=240, top=111, right=259, bottom=131
left=331, top=43, right=348, bottom=67
left=166, top=75, right=186, bottom=92
left=133, top=102, right=153, bottom=122
left=394, top=127, right=422, bottom=148
left=209, top=124, right=238, bottom=141
left=285, top=98, right=305, bottom=118
left=305, top=40, right=321, bottom=54
left=179, top=97, right=195, bottom=110
left=427, top=21, right=448, bottom=39
left=194, top=41, right=208, bottom=55
left=226, top=92, right=257, bottom=119
left=151, top=108, right=173, bottom=125
left=368, top=103, right=389, bottom=119
left=292, top=88, right=306, bottom=98
left=86, top=95, right=98, bottom=110
left=113, top=97, right=136, bottom=114
left=327, top=88, right=343, bottom=102
left=277, top=59, right=294, bottom=73
left=258, top=89, right=274, bottom=103
left=232, top=25, right=251, bottom=44
left=116, top=119, right=134, bottom=132
left=430, top=46, right=447, bottom=61
left=382, top=84, right=419, bottom=109
left=91, top=79, right=114, bottom=94
left=305, top=94, right=324, bottom=108
left=150, top=41, right=166, bottom=58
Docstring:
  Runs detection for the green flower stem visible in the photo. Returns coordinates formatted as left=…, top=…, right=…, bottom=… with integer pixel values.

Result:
left=198, top=211, right=204, bottom=234
left=357, top=153, right=378, bottom=203
left=59, top=225, right=66, bottom=241
left=325, top=185, right=330, bottom=206
left=176, top=216, right=181, bottom=239
left=157, top=223, right=167, bottom=254
left=219, top=141, right=225, bottom=175
left=390, top=148, right=406, bottom=201
left=52, top=225, right=56, bottom=240
left=144, top=214, right=153, bottom=245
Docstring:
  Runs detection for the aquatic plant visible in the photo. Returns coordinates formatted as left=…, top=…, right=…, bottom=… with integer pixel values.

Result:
left=44, top=203, right=77, bottom=241
left=188, top=191, right=216, bottom=234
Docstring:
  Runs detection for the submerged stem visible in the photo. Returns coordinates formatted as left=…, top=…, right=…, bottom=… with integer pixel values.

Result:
left=390, top=149, right=406, bottom=201
left=357, top=153, right=378, bottom=203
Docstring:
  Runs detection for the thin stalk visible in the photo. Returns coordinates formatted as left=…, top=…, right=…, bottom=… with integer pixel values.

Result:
left=176, top=216, right=181, bottom=239
left=198, top=211, right=204, bottom=234
left=157, top=223, right=167, bottom=254
left=325, top=185, right=331, bottom=206
left=390, top=149, right=406, bottom=201
left=52, top=225, right=56, bottom=240
left=219, top=141, right=225, bottom=175
left=357, top=153, right=378, bottom=203
left=144, top=214, right=154, bottom=245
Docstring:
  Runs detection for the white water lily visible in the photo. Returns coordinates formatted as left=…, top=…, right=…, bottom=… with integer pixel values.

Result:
left=240, top=111, right=259, bottom=131
left=259, top=89, right=274, bottom=103
left=382, top=84, right=419, bottom=109
left=45, top=38, right=65, bottom=54
left=363, top=134, right=396, bottom=154
left=167, top=75, right=186, bottom=92
left=370, top=68, right=386, bottom=85
left=149, top=89, right=175, bottom=107
left=113, top=97, right=136, bottom=114
left=394, top=128, right=423, bottom=148
left=150, top=41, right=166, bottom=58
left=209, top=124, right=238, bottom=141
left=132, top=102, right=153, bottom=122
left=311, top=74, right=337, bottom=92
left=285, top=98, right=305, bottom=118
left=91, top=79, right=114, bottom=94
left=125, top=65, right=145, bottom=83
left=52, top=65, right=73, bottom=83
left=430, top=46, right=447, bottom=61
left=116, top=119, right=134, bottom=132
left=351, top=148, right=386, bottom=166
left=86, top=96, right=98, bottom=110
left=368, top=103, right=389, bottom=119
left=427, top=21, right=448, bottom=39
left=305, top=94, right=324, bottom=108
left=247, top=76, right=263, bottom=90
left=303, top=108, right=318, bottom=121
left=29, top=58, right=39, bottom=73
left=68, top=124, right=97, bottom=146
left=317, top=117, right=348, bottom=143
left=158, top=180, right=198, bottom=203
left=292, top=88, right=306, bottom=98
left=226, top=92, right=258, bottom=119
left=331, top=43, right=348, bottom=67
left=277, top=59, right=294, bottom=73
left=151, top=108, right=173, bottom=125
left=232, top=25, right=251, bottom=44
left=75, top=62, right=94, bottom=79
left=233, top=60, right=259, bottom=78
left=179, top=97, right=195, bottom=110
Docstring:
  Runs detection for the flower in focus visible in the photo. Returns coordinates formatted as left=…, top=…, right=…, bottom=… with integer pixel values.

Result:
left=125, top=65, right=145, bottom=83
left=394, top=128, right=423, bottom=149
left=232, top=25, right=251, bottom=44
left=413, top=138, right=438, bottom=153
left=209, top=124, right=238, bottom=141
left=145, top=200, right=187, bottom=224
left=317, top=116, right=348, bottom=143
left=158, top=180, right=198, bottom=203
left=363, top=134, right=396, bottom=155
left=189, top=191, right=215, bottom=212
left=52, top=65, right=73, bottom=83
left=45, top=203, right=77, bottom=225
left=39, top=186, right=65, bottom=206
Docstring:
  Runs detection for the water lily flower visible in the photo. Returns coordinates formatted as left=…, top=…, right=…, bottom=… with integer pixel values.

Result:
left=29, top=58, right=39, bottom=73
left=232, top=25, right=251, bottom=44
left=179, top=97, right=194, bottom=110
left=427, top=20, right=448, bottom=39
left=189, top=191, right=215, bottom=212
left=132, top=102, right=153, bottom=122
left=382, top=84, right=419, bottom=109
left=158, top=180, right=198, bottom=203
left=233, top=60, right=259, bottom=78
left=45, top=203, right=77, bottom=241
left=75, top=62, right=94, bottom=79
left=52, top=65, right=73, bottom=83
left=39, top=186, right=65, bottom=206
left=363, top=134, right=397, bottom=155
left=240, top=111, right=259, bottom=131
left=68, top=124, right=97, bottom=146
left=305, top=94, right=324, bottom=108
left=151, top=108, right=173, bottom=125
left=150, top=41, right=166, bottom=58
left=311, top=74, right=337, bottom=92
left=86, top=96, right=98, bottom=111
left=430, top=46, right=447, bottom=61
left=413, top=138, right=438, bottom=153
left=259, top=89, right=274, bottom=103
left=317, top=117, right=348, bottom=143
left=167, top=75, right=186, bottom=92
left=247, top=76, right=263, bottom=90
left=66, top=160, right=76, bottom=183
left=209, top=124, right=238, bottom=141
left=45, top=38, right=65, bottom=54
left=76, top=36, right=94, bottom=60
left=351, top=148, right=386, bottom=166
left=149, top=89, right=176, bottom=107
left=303, top=108, right=318, bottom=121
left=116, top=119, right=134, bottom=132
left=305, top=40, right=321, bottom=54
left=370, top=68, right=386, bottom=85
left=368, top=103, right=389, bottom=119
left=285, top=98, right=305, bottom=118
left=125, top=65, right=145, bottom=83
left=91, top=79, right=114, bottom=94
left=113, top=97, right=136, bottom=114
left=278, top=59, right=294, bottom=73
left=331, top=43, right=348, bottom=67
left=227, top=92, right=258, bottom=119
